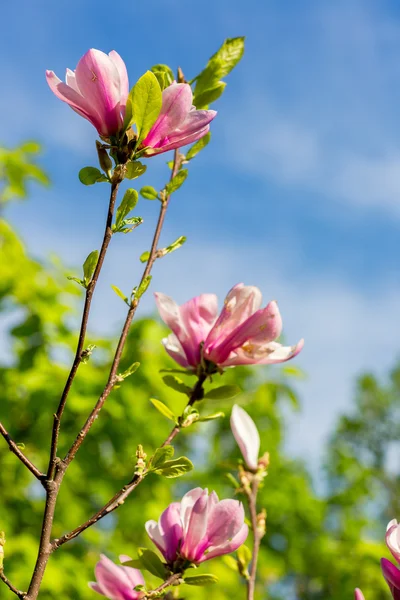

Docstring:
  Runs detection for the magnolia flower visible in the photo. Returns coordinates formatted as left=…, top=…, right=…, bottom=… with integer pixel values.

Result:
left=155, top=284, right=303, bottom=370
left=89, top=554, right=144, bottom=600
left=46, top=49, right=129, bottom=138
left=381, top=558, right=400, bottom=600
left=141, top=82, right=216, bottom=156
left=230, top=404, right=260, bottom=470
left=145, top=487, right=248, bottom=565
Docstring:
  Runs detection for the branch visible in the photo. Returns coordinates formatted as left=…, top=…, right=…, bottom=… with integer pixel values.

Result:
left=62, top=151, right=184, bottom=468
left=52, top=371, right=206, bottom=550
left=246, top=479, right=262, bottom=600
left=0, top=570, right=26, bottom=598
left=0, top=422, right=43, bottom=481
left=146, top=572, right=183, bottom=597
left=47, top=180, right=121, bottom=478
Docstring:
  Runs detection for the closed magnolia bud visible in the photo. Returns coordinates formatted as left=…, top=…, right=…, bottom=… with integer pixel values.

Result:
left=96, top=141, right=113, bottom=174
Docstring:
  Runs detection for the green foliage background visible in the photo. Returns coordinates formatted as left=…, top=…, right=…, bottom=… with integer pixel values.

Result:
left=0, top=144, right=398, bottom=600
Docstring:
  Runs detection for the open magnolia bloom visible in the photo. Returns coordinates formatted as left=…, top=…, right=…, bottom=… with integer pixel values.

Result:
left=155, top=283, right=304, bottom=370
left=230, top=404, right=260, bottom=471
left=46, top=48, right=129, bottom=138
left=382, top=520, right=400, bottom=600
left=145, top=487, right=248, bottom=565
left=141, top=82, right=216, bottom=156
left=89, top=554, right=144, bottom=600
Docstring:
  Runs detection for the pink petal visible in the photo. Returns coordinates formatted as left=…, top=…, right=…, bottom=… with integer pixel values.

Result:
left=46, top=70, right=102, bottom=132
left=143, top=83, right=193, bottom=148
left=144, top=124, right=211, bottom=155
left=95, top=555, right=136, bottom=600
left=206, top=499, right=245, bottom=546
left=159, top=502, right=183, bottom=562
left=75, top=49, right=123, bottom=136
left=205, top=284, right=262, bottom=350
left=381, top=558, right=400, bottom=600
left=387, top=520, right=400, bottom=564
left=89, top=582, right=106, bottom=597
left=180, top=488, right=206, bottom=533
left=121, top=566, right=145, bottom=591
left=162, top=333, right=191, bottom=369
left=230, top=405, right=260, bottom=470
left=223, top=338, right=304, bottom=367
left=181, top=490, right=209, bottom=562
left=109, top=50, right=129, bottom=112
left=355, top=590, right=366, bottom=600
left=199, top=523, right=249, bottom=562
left=145, top=520, right=166, bottom=557
left=207, top=301, right=281, bottom=365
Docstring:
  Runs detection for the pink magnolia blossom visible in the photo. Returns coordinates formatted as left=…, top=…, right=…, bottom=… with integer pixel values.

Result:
left=141, top=82, right=216, bottom=156
left=46, top=49, right=129, bottom=138
left=88, top=554, right=144, bottom=600
left=145, top=487, right=248, bottom=565
left=155, top=284, right=303, bottom=370
left=382, top=520, right=400, bottom=600
left=230, top=404, right=260, bottom=470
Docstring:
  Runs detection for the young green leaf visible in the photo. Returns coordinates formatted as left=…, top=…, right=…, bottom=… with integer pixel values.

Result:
left=111, top=284, right=130, bottom=305
left=183, top=574, right=219, bottom=586
left=115, top=189, right=138, bottom=229
left=78, top=167, right=104, bottom=185
left=197, top=411, right=225, bottom=422
left=153, top=456, right=193, bottom=478
left=194, top=81, right=226, bottom=110
left=139, top=250, right=150, bottom=263
left=134, top=275, right=152, bottom=299
left=237, top=544, right=252, bottom=569
left=204, top=384, right=241, bottom=400
left=194, top=37, right=245, bottom=99
left=150, top=398, right=176, bottom=422
left=165, top=169, right=188, bottom=195
left=151, top=445, right=174, bottom=469
left=151, top=64, right=174, bottom=89
left=82, top=250, right=99, bottom=286
left=163, top=236, right=187, bottom=255
left=125, top=161, right=147, bottom=180
left=67, top=276, right=85, bottom=287
left=162, top=375, right=192, bottom=396
left=225, top=473, right=241, bottom=489
left=140, top=186, right=159, bottom=200
left=186, top=133, right=211, bottom=160
left=132, top=71, right=162, bottom=143
left=223, top=555, right=239, bottom=571
left=126, top=549, right=166, bottom=579
left=120, top=362, right=140, bottom=379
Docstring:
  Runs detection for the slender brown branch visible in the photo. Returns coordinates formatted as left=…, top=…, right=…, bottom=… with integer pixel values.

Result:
left=146, top=572, right=183, bottom=597
left=0, top=422, right=43, bottom=481
left=246, top=479, right=262, bottom=600
left=47, top=181, right=120, bottom=478
left=0, top=570, right=26, bottom=598
left=53, top=372, right=206, bottom=550
left=62, top=151, right=183, bottom=468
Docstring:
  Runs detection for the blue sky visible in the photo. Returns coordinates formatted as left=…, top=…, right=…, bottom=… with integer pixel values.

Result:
left=2, top=0, right=400, bottom=467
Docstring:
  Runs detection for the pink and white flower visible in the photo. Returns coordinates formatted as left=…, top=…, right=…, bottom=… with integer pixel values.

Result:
left=46, top=49, right=129, bottom=138
left=230, top=404, right=260, bottom=470
left=155, top=284, right=303, bottom=370
left=88, top=554, right=144, bottom=600
left=141, top=82, right=216, bottom=155
left=145, top=487, right=248, bottom=565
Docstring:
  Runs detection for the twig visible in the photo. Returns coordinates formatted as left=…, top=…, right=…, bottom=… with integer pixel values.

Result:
left=62, top=151, right=183, bottom=468
left=53, top=372, right=206, bottom=550
left=0, top=570, right=26, bottom=598
left=0, top=422, right=43, bottom=481
left=146, top=572, right=183, bottom=597
left=47, top=180, right=120, bottom=478
left=246, top=479, right=262, bottom=600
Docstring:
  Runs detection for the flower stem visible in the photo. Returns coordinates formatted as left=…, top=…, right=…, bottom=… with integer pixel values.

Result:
left=246, top=479, right=262, bottom=600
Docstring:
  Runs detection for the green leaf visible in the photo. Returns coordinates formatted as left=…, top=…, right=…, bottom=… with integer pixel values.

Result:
left=140, top=186, right=159, bottom=200
left=67, top=276, right=85, bottom=287
left=162, top=375, right=192, bottom=395
left=194, top=81, right=226, bottom=109
left=151, top=445, right=174, bottom=468
left=126, top=549, right=166, bottom=579
left=237, top=544, right=252, bottom=568
left=194, top=37, right=245, bottom=98
left=82, top=250, right=99, bottom=286
left=204, top=384, right=241, bottom=400
left=132, top=71, right=162, bottom=143
left=198, top=411, right=225, bottom=422
left=115, top=189, right=138, bottom=229
left=163, top=236, right=187, bottom=255
left=159, top=368, right=196, bottom=376
left=125, top=161, right=147, bottom=180
left=20, top=141, right=41, bottom=154
left=151, top=64, right=174, bottom=89
left=120, top=362, right=140, bottom=379
left=223, top=555, right=239, bottom=571
left=78, top=167, right=104, bottom=185
left=111, top=284, right=130, bottom=305
left=134, top=275, right=152, bottom=299
left=150, top=398, right=176, bottom=422
left=114, top=216, right=143, bottom=234
left=139, top=251, right=150, bottom=263
left=153, top=456, right=193, bottom=478
left=183, top=574, right=219, bottom=586
left=186, top=133, right=211, bottom=160
left=165, top=169, right=188, bottom=195
left=225, top=472, right=240, bottom=489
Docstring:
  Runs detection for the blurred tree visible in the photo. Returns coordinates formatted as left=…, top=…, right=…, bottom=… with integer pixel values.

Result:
left=0, top=143, right=395, bottom=600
